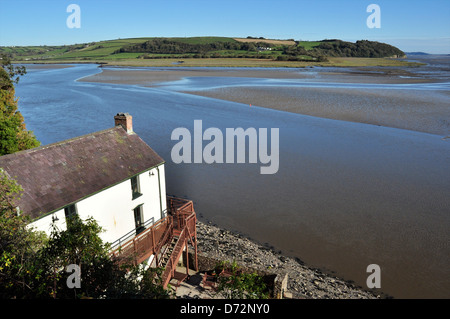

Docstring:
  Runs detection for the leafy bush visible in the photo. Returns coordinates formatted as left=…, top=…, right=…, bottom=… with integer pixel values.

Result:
left=213, top=261, right=269, bottom=299
left=217, top=271, right=269, bottom=299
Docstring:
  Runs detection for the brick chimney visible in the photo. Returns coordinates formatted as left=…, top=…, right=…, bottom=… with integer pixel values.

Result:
left=114, top=113, right=133, bottom=134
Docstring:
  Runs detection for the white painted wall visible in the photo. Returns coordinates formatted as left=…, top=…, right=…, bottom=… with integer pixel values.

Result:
left=29, top=164, right=167, bottom=246
left=28, top=208, right=65, bottom=234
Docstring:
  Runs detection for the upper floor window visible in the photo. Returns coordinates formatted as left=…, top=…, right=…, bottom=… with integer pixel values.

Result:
left=131, top=175, right=142, bottom=199
left=64, top=204, right=77, bottom=219
left=64, top=204, right=77, bottom=226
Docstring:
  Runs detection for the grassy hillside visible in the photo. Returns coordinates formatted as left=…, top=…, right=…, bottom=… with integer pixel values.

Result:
left=1, top=38, right=154, bottom=61
left=1, top=36, right=418, bottom=67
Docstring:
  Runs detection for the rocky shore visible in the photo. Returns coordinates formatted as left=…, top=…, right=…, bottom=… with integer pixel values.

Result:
left=195, top=221, right=387, bottom=299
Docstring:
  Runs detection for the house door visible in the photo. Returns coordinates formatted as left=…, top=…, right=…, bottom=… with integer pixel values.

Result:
left=133, top=205, right=144, bottom=235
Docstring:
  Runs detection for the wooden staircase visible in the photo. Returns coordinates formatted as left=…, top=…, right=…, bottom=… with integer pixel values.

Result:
left=159, top=196, right=197, bottom=289
left=160, top=228, right=190, bottom=288
left=159, top=235, right=179, bottom=270
left=110, top=196, right=198, bottom=290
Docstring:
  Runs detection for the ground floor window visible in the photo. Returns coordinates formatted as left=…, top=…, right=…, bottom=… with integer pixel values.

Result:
left=133, top=204, right=144, bottom=235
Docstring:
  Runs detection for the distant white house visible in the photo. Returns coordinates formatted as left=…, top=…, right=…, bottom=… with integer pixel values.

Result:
left=0, top=113, right=167, bottom=245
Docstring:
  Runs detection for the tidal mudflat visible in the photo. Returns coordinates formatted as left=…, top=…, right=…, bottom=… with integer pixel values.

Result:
left=80, top=64, right=450, bottom=136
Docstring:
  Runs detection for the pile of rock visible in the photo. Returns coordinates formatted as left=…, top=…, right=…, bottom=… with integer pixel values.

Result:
left=195, top=221, right=385, bottom=299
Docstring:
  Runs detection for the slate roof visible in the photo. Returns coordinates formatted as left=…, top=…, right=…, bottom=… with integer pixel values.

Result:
left=0, top=126, right=164, bottom=219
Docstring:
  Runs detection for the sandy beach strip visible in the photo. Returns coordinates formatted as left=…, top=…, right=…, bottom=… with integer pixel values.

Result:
left=79, top=67, right=449, bottom=136
left=78, top=66, right=437, bottom=86
left=78, top=67, right=314, bottom=86
left=182, top=86, right=450, bottom=136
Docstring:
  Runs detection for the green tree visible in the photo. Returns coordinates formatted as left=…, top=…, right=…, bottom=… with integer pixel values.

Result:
left=0, top=55, right=40, bottom=156
left=33, top=214, right=173, bottom=299
left=0, top=169, right=47, bottom=298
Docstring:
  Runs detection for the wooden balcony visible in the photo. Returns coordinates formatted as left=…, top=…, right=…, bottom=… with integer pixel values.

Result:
left=110, top=196, right=197, bottom=289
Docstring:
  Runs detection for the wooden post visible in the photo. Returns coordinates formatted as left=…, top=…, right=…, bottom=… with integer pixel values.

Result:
left=133, top=239, right=137, bottom=266
left=185, top=238, right=189, bottom=276
left=152, top=228, right=158, bottom=266
left=194, top=224, right=198, bottom=271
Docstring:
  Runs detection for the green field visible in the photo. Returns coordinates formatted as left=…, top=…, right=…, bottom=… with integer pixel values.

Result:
left=297, top=41, right=322, bottom=50
left=2, top=38, right=154, bottom=61
left=2, top=37, right=238, bottom=62
left=170, top=37, right=237, bottom=44
left=1, top=36, right=421, bottom=68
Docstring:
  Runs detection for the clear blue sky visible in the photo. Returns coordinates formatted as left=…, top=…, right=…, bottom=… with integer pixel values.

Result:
left=1, top=0, right=449, bottom=53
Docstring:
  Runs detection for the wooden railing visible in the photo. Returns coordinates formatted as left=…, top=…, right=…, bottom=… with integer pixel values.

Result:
left=110, top=196, right=197, bottom=289
left=109, top=216, right=156, bottom=251
left=162, top=196, right=197, bottom=288
left=167, top=196, right=196, bottom=234
left=110, top=215, right=172, bottom=266
left=161, top=227, right=187, bottom=288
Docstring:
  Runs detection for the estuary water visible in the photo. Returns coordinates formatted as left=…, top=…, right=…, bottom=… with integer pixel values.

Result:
left=15, top=60, right=450, bottom=298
